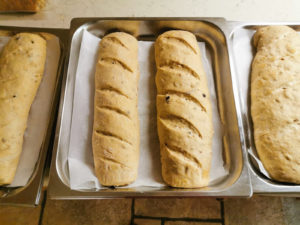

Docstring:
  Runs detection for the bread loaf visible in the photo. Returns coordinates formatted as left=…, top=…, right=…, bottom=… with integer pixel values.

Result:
left=251, top=26, right=300, bottom=183
left=0, top=0, right=45, bottom=12
left=92, top=32, right=140, bottom=186
left=0, top=33, right=46, bottom=185
left=155, top=30, right=213, bottom=188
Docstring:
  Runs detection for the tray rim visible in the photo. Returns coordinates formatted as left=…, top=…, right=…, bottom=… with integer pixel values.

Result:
left=47, top=17, right=252, bottom=199
left=0, top=26, right=69, bottom=206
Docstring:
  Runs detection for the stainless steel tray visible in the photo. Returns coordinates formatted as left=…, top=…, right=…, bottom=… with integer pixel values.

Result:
left=48, top=18, right=252, bottom=199
left=0, top=26, right=68, bottom=206
left=226, top=21, right=300, bottom=196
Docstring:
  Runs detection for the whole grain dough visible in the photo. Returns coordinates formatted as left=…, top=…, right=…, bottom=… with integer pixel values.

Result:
left=251, top=25, right=300, bottom=184
left=92, top=32, right=140, bottom=186
left=155, top=30, right=213, bottom=188
left=0, top=33, right=46, bottom=185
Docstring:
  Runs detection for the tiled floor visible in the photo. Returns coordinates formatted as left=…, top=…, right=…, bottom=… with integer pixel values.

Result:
left=0, top=205, right=41, bottom=225
left=0, top=195, right=300, bottom=225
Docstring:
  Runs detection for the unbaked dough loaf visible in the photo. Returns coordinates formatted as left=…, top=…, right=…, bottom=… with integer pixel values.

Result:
left=251, top=25, right=300, bottom=183
left=0, top=33, right=46, bottom=185
left=92, top=32, right=140, bottom=186
left=155, top=30, right=213, bottom=188
left=0, top=0, right=45, bottom=12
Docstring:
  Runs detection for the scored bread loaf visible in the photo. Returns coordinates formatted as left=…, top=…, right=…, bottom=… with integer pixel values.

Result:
left=155, top=30, right=213, bottom=188
left=251, top=26, right=300, bottom=184
left=0, top=33, right=46, bottom=185
left=92, top=32, right=140, bottom=186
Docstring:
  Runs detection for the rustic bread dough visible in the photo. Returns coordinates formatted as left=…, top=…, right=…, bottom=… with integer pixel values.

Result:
left=0, top=0, right=45, bottom=12
left=0, top=33, right=46, bottom=185
left=155, top=30, right=213, bottom=188
left=251, top=25, right=300, bottom=184
left=92, top=32, right=140, bottom=186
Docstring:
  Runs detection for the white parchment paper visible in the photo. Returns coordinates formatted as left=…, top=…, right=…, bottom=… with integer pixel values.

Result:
left=68, top=29, right=228, bottom=190
left=232, top=28, right=271, bottom=178
left=0, top=35, right=61, bottom=187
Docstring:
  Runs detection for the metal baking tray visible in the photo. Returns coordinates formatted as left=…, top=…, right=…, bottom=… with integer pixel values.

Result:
left=0, top=26, right=68, bottom=206
left=48, top=18, right=251, bottom=199
left=226, top=21, right=300, bottom=196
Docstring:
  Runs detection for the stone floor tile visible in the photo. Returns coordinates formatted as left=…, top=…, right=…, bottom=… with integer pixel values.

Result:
left=135, top=198, right=221, bottom=219
left=224, top=196, right=285, bottom=225
left=134, top=218, right=161, bottom=225
left=165, top=222, right=221, bottom=225
left=42, top=199, right=132, bottom=225
left=281, top=197, right=300, bottom=225
left=0, top=205, right=41, bottom=225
